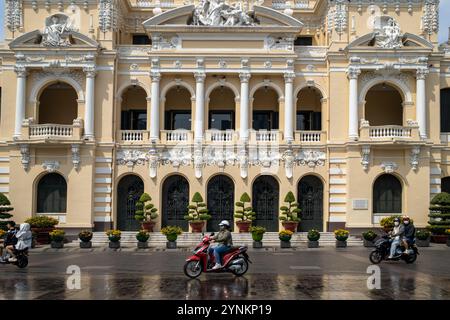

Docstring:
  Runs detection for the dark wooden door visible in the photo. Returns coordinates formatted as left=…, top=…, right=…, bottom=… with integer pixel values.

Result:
left=298, top=175, right=324, bottom=232
left=207, top=175, right=234, bottom=232
left=117, top=175, right=144, bottom=231
left=162, top=175, right=189, bottom=231
left=252, top=176, right=279, bottom=232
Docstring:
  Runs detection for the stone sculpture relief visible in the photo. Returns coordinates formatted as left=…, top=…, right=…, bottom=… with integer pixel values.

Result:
left=191, top=0, right=256, bottom=26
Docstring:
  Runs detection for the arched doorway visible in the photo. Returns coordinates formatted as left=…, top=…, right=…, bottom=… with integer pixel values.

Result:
left=252, top=87, right=279, bottom=131
left=207, top=175, right=234, bottom=232
left=373, top=174, right=402, bottom=214
left=37, top=173, right=67, bottom=214
left=252, top=176, right=279, bottom=231
left=120, top=86, right=148, bottom=130
left=208, top=86, right=236, bottom=131
left=298, top=175, right=324, bottom=231
left=164, top=86, right=192, bottom=130
left=296, top=87, right=323, bottom=131
left=442, top=177, right=450, bottom=194
left=365, top=83, right=403, bottom=126
left=117, top=175, right=144, bottom=231
left=38, top=82, right=78, bottom=124
left=162, top=175, right=189, bottom=231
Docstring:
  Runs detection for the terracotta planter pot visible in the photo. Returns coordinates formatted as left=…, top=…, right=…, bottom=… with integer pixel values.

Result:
left=282, top=221, right=299, bottom=232
left=190, top=221, right=205, bottom=233
left=431, top=235, right=448, bottom=244
left=31, top=227, right=54, bottom=245
left=142, top=221, right=155, bottom=232
left=236, top=221, right=252, bottom=233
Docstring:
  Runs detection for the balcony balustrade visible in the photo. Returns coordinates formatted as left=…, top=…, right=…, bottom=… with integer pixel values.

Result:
left=205, top=130, right=237, bottom=143
left=250, top=130, right=282, bottom=143
left=21, top=118, right=83, bottom=141
left=295, top=131, right=326, bottom=144
left=119, top=130, right=150, bottom=144
left=359, top=120, right=420, bottom=142
left=161, top=130, right=193, bottom=144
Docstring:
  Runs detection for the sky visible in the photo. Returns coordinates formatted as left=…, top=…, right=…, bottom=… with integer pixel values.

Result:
left=0, top=1, right=448, bottom=43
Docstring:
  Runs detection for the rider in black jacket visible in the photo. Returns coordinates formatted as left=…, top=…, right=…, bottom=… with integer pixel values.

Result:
left=402, top=216, right=415, bottom=254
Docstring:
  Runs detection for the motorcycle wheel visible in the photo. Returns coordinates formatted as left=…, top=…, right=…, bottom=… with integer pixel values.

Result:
left=184, top=261, right=202, bottom=279
left=231, top=258, right=249, bottom=277
left=405, top=254, right=417, bottom=264
left=369, top=250, right=383, bottom=264
left=16, top=256, right=28, bottom=269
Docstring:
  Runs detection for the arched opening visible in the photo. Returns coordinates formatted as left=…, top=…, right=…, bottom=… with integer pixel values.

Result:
left=296, top=87, right=322, bottom=131
left=37, top=173, right=67, bottom=214
left=442, top=177, right=450, bottom=194
left=365, top=83, right=403, bottom=126
left=373, top=174, right=402, bottom=214
left=441, top=88, right=450, bottom=133
left=252, top=87, right=279, bottom=131
left=298, top=175, right=324, bottom=231
left=208, top=86, right=236, bottom=131
left=121, top=86, right=147, bottom=130
left=38, top=82, right=78, bottom=124
left=116, top=175, right=144, bottom=231
left=207, top=175, right=234, bottom=232
left=252, top=176, right=279, bottom=232
left=162, top=175, right=189, bottom=231
left=164, top=86, right=192, bottom=131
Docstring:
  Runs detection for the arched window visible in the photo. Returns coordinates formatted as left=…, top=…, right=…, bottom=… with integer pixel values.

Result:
left=37, top=173, right=67, bottom=213
left=373, top=174, right=402, bottom=214
left=441, top=89, right=450, bottom=132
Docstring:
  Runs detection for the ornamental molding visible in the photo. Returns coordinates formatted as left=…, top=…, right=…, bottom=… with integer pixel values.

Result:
left=151, top=34, right=181, bottom=51
left=42, top=14, right=76, bottom=48
left=327, top=0, right=347, bottom=36
left=410, top=146, right=420, bottom=172
left=265, top=36, right=294, bottom=51
left=381, top=161, right=398, bottom=174
left=161, top=147, right=192, bottom=168
left=71, top=144, right=81, bottom=171
left=191, top=0, right=257, bottom=27
left=374, top=17, right=403, bottom=49
left=361, top=145, right=371, bottom=171
left=296, top=149, right=326, bottom=168
left=116, top=149, right=149, bottom=168
left=20, top=144, right=30, bottom=171
left=42, top=161, right=60, bottom=173
left=422, top=0, right=439, bottom=36
left=5, top=0, right=23, bottom=33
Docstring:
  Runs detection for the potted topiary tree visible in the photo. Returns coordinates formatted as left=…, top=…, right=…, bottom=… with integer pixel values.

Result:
left=234, top=193, right=256, bottom=233
left=106, top=230, right=121, bottom=249
left=279, top=192, right=301, bottom=232
left=279, top=230, right=293, bottom=249
left=135, top=193, right=158, bottom=232
left=416, top=230, right=431, bottom=247
left=307, top=229, right=320, bottom=248
left=427, top=193, right=450, bottom=243
left=26, top=216, right=59, bottom=245
left=362, top=230, right=378, bottom=247
left=0, top=193, right=14, bottom=231
left=136, top=230, right=150, bottom=249
left=161, top=226, right=183, bottom=249
left=49, top=229, right=65, bottom=249
left=184, top=193, right=211, bottom=233
left=249, top=226, right=266, bottom=248
left=334, top=229, right=349, bottom=248
left=79, top=230, right=93, bottom=249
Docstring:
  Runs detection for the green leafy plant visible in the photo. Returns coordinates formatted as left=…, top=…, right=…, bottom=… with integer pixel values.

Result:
left=184, top=193, right=211, bottom=222
left=0, top=193, right=14, bottom=231
left=49, top=229, right=65, bottom=242
left=307, top=229, right=321, bottom=242
left=362, top=230, right=377, bottom=241
left=161, top=226, right=183, bottom=242
left=106, top=230, right=121, bottom=242
left=416, top=229, right=431, bottom=240
left=279, top=192, right=301, bottom=222
left=334, top=229, right=350, bottom=241
left=25, top=216, right=59, bottom=228
left=250, top=226, right=266, bottom=242
left=234, top=193, right=256, bottom=222
left=136, top=230, right=150, bottom=242
left=279, top=230, right=293, bottom=242
left=78, top=230, right=93, bottom=242
left=427, top=193, right=450, bottom=235
left=135, top=193, right=158, bottom=223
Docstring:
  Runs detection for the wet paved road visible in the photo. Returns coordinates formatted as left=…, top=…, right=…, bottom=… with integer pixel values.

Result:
left=0, top=246, right=449, bottom=300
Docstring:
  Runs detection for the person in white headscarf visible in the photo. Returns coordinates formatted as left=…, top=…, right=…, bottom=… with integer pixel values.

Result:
left=7, top=223, right=32, bottom=262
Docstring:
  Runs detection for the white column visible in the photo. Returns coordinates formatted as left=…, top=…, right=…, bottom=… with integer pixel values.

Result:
left=194, top=72, right=206, bottom=143
left=14, top=66, right=27, bottom=138
left=416, top=68, right=428, bottom=139
left=284, top=72, right=295, bottom=142
left=83, top=66, right=96, bottom=140
left=239, top=72, right=251, bottom=142
left=150, top=72, right=161, bottom=142
left=347, top=67, right=361, bottom=140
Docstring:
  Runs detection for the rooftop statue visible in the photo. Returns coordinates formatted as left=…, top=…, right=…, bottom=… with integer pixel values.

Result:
left=42, top=14, right=75, bottom=47
left=374, top=17, right=403, bottom=49
left=191, top=0, right=256, bottom=26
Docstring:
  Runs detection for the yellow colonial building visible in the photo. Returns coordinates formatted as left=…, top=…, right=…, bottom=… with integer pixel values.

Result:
left=0, top=0, right=449, bottom=235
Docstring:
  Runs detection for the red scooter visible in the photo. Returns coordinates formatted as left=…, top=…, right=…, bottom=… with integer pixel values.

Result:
left=184, top=233, right=251, bottom=279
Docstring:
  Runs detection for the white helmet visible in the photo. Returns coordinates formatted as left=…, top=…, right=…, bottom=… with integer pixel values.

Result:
left=218, top=220, right=230, bottom=227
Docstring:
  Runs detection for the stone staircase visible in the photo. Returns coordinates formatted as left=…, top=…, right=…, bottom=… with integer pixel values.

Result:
left=83, top=232, right=363, bottom=248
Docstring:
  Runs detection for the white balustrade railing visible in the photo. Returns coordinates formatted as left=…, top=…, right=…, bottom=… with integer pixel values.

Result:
left=369, top=126, right=412, bottom=139
left=297, top=131, right=323, bottom=142
left=121, top=130, right=145, bottom=142
left=272, top=0, right=311, bottom=9
left=255, top=130, right=280, bottom=142
left=30, top=124, right=73, bottom=138
left=207, top=130, right=235, bottom=142
left=163, top=130, right=191, bottom=142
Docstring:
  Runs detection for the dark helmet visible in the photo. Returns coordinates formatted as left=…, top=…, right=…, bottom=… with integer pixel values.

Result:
left=393, top=217, right=400, bottom=223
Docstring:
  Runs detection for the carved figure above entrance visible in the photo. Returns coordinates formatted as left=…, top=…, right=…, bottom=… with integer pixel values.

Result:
left=191, top=0, right=257, bottom=26
left=42, top=14, right=76, bottom=47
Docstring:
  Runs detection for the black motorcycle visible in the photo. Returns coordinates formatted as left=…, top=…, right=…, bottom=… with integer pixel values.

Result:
left=369, top=235, right=419, bottom=264
left=0, top=248, right=29, bottom=268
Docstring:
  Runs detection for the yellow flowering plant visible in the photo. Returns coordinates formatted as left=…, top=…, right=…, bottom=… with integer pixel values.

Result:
left=106, top=230, right=122, bottom=242
left=334, top=229, right=350, bottom=241
left=49, top=229, right=65, bottom=242
left=279, top=229, right=294, bottom=241
left=0, top=230, right=6, bottom=238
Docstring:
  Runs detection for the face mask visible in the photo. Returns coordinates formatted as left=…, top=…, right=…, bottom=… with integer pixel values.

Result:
left=394, top=222, right=399, bottom=226
left=404, top=221, right=409, bottom=225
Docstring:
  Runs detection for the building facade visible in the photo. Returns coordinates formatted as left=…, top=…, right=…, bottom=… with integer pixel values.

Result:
left=1, top=0, right=449, bottom=234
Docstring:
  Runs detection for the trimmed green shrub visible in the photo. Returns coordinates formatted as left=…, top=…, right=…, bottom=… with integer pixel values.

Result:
left=25, top=216, right=59, bottom=228
left=362, top=230, right=377, bottom=241
left=279, top=192, right=301, bottom=222
left=135, top=193, right=159, bottom=223
left=234, top=193, right=256, bottom=222
left=184, top=193, right=211, bottom=222
left=0, top=193, right=14, bottom=231
left=307, top=229, right=321, bottom=241
left=427, top=192, right=450, bottom=235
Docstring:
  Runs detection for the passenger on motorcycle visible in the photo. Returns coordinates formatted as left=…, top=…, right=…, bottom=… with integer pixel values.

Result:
left=208, top=220, right=233, bottom=270
left=402, top=216, right=416, bottom=255
left=6, top=223, right=32, bottom=263
left=388, top=217, right=405, bottom=259
left=0, top=221, right=17, bottom=262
